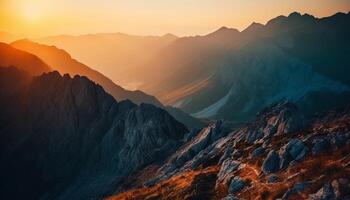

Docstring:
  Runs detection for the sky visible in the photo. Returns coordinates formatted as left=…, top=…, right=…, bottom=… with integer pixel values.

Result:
left=0, top=0, right=350, bottom=37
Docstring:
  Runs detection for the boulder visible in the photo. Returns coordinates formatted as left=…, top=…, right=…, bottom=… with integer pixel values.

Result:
left=312, top=137, right=331, bottom=155
left=282, top=182, right=308, bottom=199
left=280, top=139, right=308, bottom=168
left=228, top=177, right=245, bottom=194
left=262, top=150, right=281, bottom=174
left=252, top=146, right=265, bottom=158
left=217, top=158, right=241, bottom=184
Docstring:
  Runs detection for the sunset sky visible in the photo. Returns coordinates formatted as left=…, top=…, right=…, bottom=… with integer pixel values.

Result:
left=1, top=0, right=350, bottom=37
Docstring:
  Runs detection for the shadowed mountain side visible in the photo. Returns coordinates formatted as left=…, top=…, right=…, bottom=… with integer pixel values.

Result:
left=0, top=67, right=188, bottom=200
left=0, top=42, right=51, bottom=75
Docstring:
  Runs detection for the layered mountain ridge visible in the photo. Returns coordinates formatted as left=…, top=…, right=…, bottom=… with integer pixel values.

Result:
left=3, top=40, right=204, bottom=128
left=10, top=39, right=163, bottom=107
left=136, top=11, right=350, bottom=121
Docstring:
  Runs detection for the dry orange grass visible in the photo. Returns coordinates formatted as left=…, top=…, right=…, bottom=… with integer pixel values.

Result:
left=107, top=166, right=220, bottom=200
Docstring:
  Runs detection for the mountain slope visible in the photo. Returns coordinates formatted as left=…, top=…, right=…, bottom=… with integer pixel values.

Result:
left=11, top=39, right=163, bottom=106
left=0, top=42, right=51, bottom=75
left=36, top=33, right=178, bottom=88
left=109, top=102, right=350, bottom=199
left=0, top=67, right=187, bottom=200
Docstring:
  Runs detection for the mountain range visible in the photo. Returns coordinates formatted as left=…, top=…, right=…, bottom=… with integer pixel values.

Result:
left=0, top=11, right=349, bottom=200
left=35, top=33, right=178, bottom=89
left=1, top=40, right=203, bottom=128
left=35, top=12, right=350, bottom=122
left=137, top=12, right=350, bottom=121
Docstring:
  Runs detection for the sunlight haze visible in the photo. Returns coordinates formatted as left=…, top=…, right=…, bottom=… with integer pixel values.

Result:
left=1, top=0, right=350, bottom=37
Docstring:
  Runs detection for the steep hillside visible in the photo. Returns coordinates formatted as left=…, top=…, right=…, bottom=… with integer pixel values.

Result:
left=0, top=42, right=51, bottom=75
left=0, top=67, right=187, bottom=200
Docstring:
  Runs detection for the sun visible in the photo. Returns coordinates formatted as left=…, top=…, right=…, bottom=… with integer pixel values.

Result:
left=21, top=3, right=43, bottom=23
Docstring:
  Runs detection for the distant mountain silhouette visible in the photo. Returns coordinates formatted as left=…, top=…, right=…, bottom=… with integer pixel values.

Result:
left=36, top=33, right=178, bottom=87
left=0, top=42, right=51, bottom=75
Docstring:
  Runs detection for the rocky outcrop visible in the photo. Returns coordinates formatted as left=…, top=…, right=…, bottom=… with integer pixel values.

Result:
left=0, top=67, right=187, bottom=200
left=262, top=150, right=281, bottom=174
left=109, top=101, right=350, bottom=200
left=280, top=139, right=308, bottom=168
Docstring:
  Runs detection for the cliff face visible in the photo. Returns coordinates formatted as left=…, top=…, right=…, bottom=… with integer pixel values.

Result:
left=0, top=67, right=187, bottom=200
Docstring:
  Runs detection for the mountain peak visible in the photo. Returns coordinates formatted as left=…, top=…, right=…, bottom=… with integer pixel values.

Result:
left=288, top=11, right=302, bottom=18
left=162, top=33, right=178, bottom=39
left=208, top=26, right=239, bottom=37
left=242, top=22, right=264, bottom=33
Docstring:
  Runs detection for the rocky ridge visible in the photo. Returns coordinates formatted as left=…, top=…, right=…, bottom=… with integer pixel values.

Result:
left=0, top=67, right=188, bottom=200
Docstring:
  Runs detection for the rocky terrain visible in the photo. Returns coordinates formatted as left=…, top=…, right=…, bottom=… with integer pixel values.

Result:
left=109, top=102, right=350, bottom=200
left=0, top=67, right=187, bottom=200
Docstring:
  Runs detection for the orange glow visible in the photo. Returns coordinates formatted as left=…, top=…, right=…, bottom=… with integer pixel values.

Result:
left=0, top=1, right=350, bottom=37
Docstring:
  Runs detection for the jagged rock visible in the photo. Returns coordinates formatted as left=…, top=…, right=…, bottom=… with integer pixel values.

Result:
left=219, top=145, right=234, bottom=164
left=282, top=182, right=308, bottom=199
left=276, top=105, right=305, bottom=135
left=268, top=174, right=279, bottom=183
left=228, top=177, right=245, bottom=194
left=184, top=128, right=201, bottom=142
left=217, top=158, right=241, bottom=185
left=246, top=128, right=264, bottom=143
left=312, top=137, right=331, bottom=155
left=252, top=146, right=265, bottom=158
left=232, top=149, right=243, bottom=159
left=262, top=138, right=272, bottom=148
left=280, top=139, right=308, bottom=168
left=262, top=150, right=281, bottom=174
left=257, top=102, right=305, bottom=136
left=309, top=183, right=336, bottom=200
